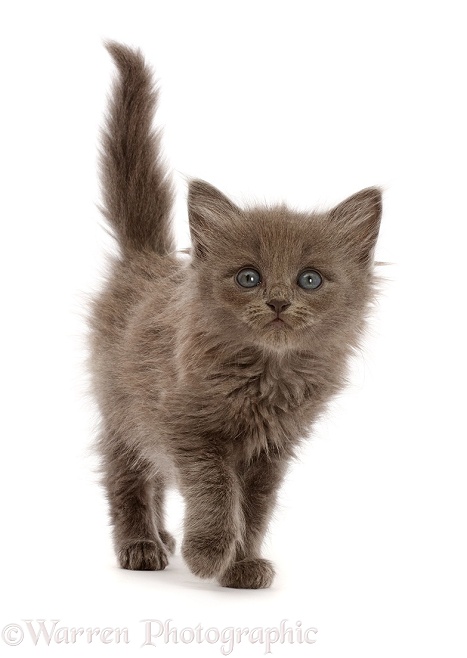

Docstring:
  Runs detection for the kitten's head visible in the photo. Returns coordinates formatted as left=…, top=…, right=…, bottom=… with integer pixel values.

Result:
left=187, top=180, right=381, bottom=353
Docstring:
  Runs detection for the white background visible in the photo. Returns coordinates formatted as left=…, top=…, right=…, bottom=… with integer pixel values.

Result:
left=1, top=1, right=466, bottom=656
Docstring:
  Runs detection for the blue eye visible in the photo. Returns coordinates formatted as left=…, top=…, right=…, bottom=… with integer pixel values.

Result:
left=236, top=268, right=261, bottom=288
left=297, top=269, right=323, bottom=290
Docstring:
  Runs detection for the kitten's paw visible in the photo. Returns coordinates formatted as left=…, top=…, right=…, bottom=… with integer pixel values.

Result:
left=159, top=530, right=176, bottom=555
left=118, top=540, right=169, bottom=571
left=182, top=534, right=236, bottom=579
left=218, top=558, right=275, bottom=589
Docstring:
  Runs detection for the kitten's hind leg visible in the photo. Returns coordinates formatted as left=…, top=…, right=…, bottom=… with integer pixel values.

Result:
left=153, top=474, right=176, bottom=555
left=218, top=451, right=287, bottom=589
left=102, top=444, right=170, bottom=571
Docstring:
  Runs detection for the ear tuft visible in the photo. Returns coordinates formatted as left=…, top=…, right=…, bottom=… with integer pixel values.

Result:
left=330, top=187, right=382, bottom=265
left=187, top=180, right=240, bottom=258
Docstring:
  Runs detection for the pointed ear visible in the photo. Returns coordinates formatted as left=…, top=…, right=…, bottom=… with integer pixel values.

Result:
left=330, top=187, right=382, bottom=265
left=188, top=179, right=241, bottom=258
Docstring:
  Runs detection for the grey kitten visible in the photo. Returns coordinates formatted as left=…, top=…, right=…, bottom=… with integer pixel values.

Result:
left=89, top=42, right=382, bottom=588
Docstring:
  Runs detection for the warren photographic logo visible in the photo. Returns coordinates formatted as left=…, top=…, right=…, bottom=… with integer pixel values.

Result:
left=1, top=619, right=318, bottom=654
left=1, top=620, right=129, bottom=647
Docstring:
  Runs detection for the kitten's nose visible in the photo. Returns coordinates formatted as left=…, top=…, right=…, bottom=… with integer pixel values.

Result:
left=266, top=298, right=291, bottom=314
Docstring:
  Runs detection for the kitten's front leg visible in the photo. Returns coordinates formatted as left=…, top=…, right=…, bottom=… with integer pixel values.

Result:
left=219, top=451, right=287, bottom=589
left=177, top=448, right=242, bottom=580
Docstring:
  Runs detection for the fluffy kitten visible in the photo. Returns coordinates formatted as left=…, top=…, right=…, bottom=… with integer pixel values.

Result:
left=90, top=42, right=382, bottom=589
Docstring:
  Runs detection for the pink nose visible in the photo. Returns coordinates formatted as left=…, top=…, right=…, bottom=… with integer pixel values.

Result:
left=266, top=299, right=291, bottom=314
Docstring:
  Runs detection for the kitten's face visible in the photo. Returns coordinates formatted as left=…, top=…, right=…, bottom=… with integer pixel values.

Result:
left=188, top=181, right=381, bottom=352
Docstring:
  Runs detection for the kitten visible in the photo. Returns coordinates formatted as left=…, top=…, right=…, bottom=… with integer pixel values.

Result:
left=90, top=42, right=382, bottom=589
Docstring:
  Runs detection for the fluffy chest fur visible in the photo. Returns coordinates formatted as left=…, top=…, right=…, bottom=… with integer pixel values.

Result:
left=204, top=356, right=319, bottom=457
left=167, top=328, right=346, bottom=460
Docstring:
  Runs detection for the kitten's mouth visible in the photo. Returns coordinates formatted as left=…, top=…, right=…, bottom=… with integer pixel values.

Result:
left=270, top=317, right=287, bottom=328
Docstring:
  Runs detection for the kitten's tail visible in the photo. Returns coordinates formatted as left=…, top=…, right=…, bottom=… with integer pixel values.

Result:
left=100, top=41, right=175, bottom=256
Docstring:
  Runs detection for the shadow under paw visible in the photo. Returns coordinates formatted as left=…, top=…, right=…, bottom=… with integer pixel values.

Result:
left=218, top=558, right=275, bottom=589
left=118, top=540, right=168, bottom=571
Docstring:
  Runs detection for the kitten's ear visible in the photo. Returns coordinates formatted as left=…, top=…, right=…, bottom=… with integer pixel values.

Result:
left=188, top=180, right=240, bottom=258
left=330, top=187, right=382, bottom=265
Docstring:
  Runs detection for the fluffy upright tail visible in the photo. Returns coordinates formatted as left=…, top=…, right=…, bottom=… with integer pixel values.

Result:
left=100, top=42, right=175, bottom=255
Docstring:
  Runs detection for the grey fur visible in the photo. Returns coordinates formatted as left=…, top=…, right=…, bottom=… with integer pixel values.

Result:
left=89, top=43, right=382, bottom=588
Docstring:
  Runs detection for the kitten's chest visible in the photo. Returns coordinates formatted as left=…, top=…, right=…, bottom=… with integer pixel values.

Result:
left=230, top=368, right=309, bottom=415
left=207, top=356, right=321, bottom=453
